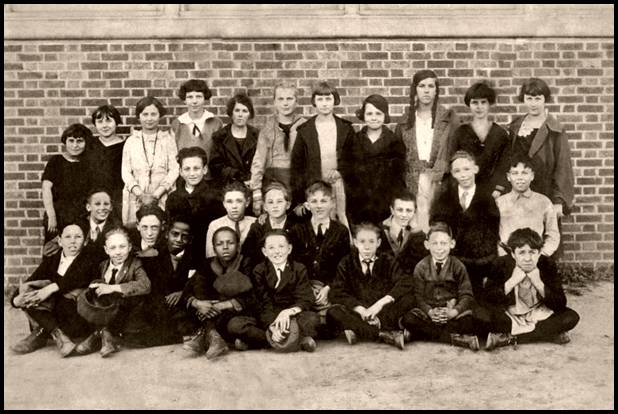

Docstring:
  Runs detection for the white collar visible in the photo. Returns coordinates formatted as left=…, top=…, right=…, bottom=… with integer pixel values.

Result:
left=458, top=184, right=476, bottom=198
left=110, top=261, right=124, bottom=271
left=178, top=110, right=215, bottom=125
left=172, top=249, right=185, bottom=259
left=311, top=218, right=330, bottom=232
left=359, top=254, right=377, bottom=264
left=269, top=216, right=287, bottom=230
left=90, top=218, right=105, bottom=231
left=141, top=239, right=155, bottom=251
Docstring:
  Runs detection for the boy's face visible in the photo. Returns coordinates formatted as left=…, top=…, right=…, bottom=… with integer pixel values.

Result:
left=167, top=221, right=191, bottom=254
left=264, top=188, right=290, bottom=220
left=65, top=136, right=87, bottom=157
left=213, top=230, right=238, bottom=263
left=306, top=190, right=334, bottom=222
left=274, top=87, right=297, bottom=117
left=390, top=199, right=415, bottom=227
left=104, top=233, right=131, bottom=266
left=451, top=157, right=478, bottom=190
left=94, top=116, right=117, bottom=138
left=58, top=224, right=85, bottom=257
left=138, top=215, right=162, bottom=247
left=180, top=156, right=207, bottom=187
left=424, top=231, right=455, bottom=262
left=314, top=94, right=335, bottom=116
left=511, top=244, right=540, bottom=273
left=185, top=91, right=206, bottom=114
left=507, top=163, right=534, bottom=193
left=364, top=102, right=385, bottom=131
left=86, top=192, right=112, bottom=223
left=353, top=229, right=381, bottom=260
left=223, top=190, right=249, bottom=222
left=262, top=235, right=292, bottom=267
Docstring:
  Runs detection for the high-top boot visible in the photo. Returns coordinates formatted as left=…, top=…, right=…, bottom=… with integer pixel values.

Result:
left=50, top=328, right=76, bottom=357
left=11, top=327, right=49, bottom=354
left=182, top=327, right=207, bottom=355
left=100, top=327, right=119, bottom=358
left=485, top=332, right=518, bottom=351
left=205, top=328, right=229, bottom=360
left=74, top=330, right=102, bottom=355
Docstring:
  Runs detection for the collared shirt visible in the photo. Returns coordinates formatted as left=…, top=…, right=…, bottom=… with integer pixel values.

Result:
left=177, top=110, right=215, bottom=138
left=89, top=219, right=105, bottom=241
left=170, top=250, right=184, bottom=270
left=141, top=239, right=156, bottom=251
left=269, top=216, right=287, bottom=230
left=205, top=215, right=257, bottom=258
left=57, top=253, right=77, bottom=276
left=274, top=261, right=288, bottom=289
left=458, top=184, right=476, bottom=210
left=184, top=184, right=195, bottom=194
left=496, top=189, right=560, bottom=256
left=415, top=112, right=434, bottom=162
left=358, top=254, right=377, bottom=275
left=311, top=218, right=330, bottom=236
left=433, top=258, right=446, bottom=274
left=104, top=262, right=124, bottom=284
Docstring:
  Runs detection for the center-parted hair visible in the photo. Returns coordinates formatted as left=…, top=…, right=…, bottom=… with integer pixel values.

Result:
left=507, top=227, right=544, bottom=251
left=311, top=81, right=341, bottom=106
left=406, top=70, right=439, bottom=129
left=135, top=96, right=166, bottom=118
left=464, top=81, right=496, bottom=106
left=178, top=79, right=213, bottom=101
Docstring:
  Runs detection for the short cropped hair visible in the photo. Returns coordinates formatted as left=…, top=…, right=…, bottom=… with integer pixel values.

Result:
left=518, top=78, right=551, bottom=103
left=103, top=226, right=131, bottom=244
left=263, top=180, right=291, bottom=202
left=178, top=79, right=212, bottom=101
left=508, top=153, right=536, bottom=172
left=167, top=214, right=192, bottom=231
left=427, top=221, right=453, bottom=240
left=135, top=96, right=166, bottom=118
left=135, top=203, right=166, bottom=224
left=213, top=226, right=239, bottom=244
left=223, top=181, right=250, bottom=200
left=177, top=146, right=208, bottom=167
left=91, top=104, right=122, bottom=126
left=86, top=187, right=112, bottom=204
left=450, top=150, right=477, bottom=166
left=352, top=222, right=382, bottom=239
left=226, top=93, right=255, bottom=119
left=311, top=81, right=341, bottom=106
left=391, top=189, right=417, bottom=207
left=273, top=81, right=299, bottom=99
left=464, top=81, right=496, bottom=106
left=305, top=180, right=333, bottom=199
left=507, top=227, right=544, bottom=251
left=262, top=228, right=292, bottom=247
left=61, top=123, right=93, bottom=144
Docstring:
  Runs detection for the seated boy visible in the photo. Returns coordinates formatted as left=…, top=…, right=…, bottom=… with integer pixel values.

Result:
left=483, top=228, right=579, bottom=350
left=242, top=181, right=295, bottom=268
left=496, top=154, right=560, bottom=258
left=130, top=203, right=167, bottom=257
left=252, top=230, right=320, bottom=352
left=166, top=146, right=225, bottom=259
left=205, top=181, right=257, bottom=259
left=431, top=151, right=500, bottom=298
left=289, top=180, right=350, bottom=325
left=182, top=226, right=265, bottom=358
left=400, top=222, right=481, bottom=351
left=378, top=189, right=427, bottom=274
left=328, top=222, right=416, bottom=349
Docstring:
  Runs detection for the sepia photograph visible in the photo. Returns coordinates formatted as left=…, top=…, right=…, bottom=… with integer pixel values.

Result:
left=4, top=4, right=614, bottom=409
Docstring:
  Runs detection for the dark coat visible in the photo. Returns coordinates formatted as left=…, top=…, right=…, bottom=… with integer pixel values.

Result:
left=431, top=181, right=499, bottom=267
left=342, top=125, right=407, bottom=224
left=483, top=255, right=567, bottom=312
left=289, top=219, right=351, bottom=286
left=77, top=215, right=122, bottom=265
left=98, top=256, right=151, bottom=297
left=252, top=260, right=315, bottom=327
left=377, top=220, right=427, bottom=277
left=241, top=215, right=296, bottom=269
left=290, top=114, right=356, bottom=206
left=142, top=245, right=198, bottom=298
left=209, top=123, right=259, bottom=185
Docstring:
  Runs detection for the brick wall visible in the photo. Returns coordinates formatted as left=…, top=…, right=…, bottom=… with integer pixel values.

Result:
left=3, top=38, right=614, bottom=286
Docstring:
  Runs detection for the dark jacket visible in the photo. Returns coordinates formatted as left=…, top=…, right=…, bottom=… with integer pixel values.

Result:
left=98, top=256, right=151, bottom=297
left=142, top=245, right=198, bottom=298
left=342, top=125, right=407, bottom=224
left=290, top=115, right=356, bottom=206
left=77, top=215, right=122, bottom=265
left=483, top=255, right=567, bottom=312
left=377, top=217, right=427, bottom=276
left=209, top=123, right=259, bottom=185
left=289, top=219, right=351, bottom=286
left=252, top=260, right=315, bottom=327
left=329, top=252, right=412, bottom=310
left=241, top=215, right=296, bottom=269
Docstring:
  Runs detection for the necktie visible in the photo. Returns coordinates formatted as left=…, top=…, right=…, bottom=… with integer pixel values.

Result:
left=436, top=262, right=443, bottom=275
left=234, top=220, right=241, bottom=241
left=316, top=223, right=324, bottom=244
left=192, top=124, right=201, bottom=137
left=397, top=229, right=404, bottom=247
left=92, top=226, right=101, bottom=242
left=363, top=260, right=372, bottom=278
left=109, top=268, right=118, bottom=284
left=460, top=191, right=469, bottom=210
left=275, top=267, right=282, bottom=289
left=518, top=276, right=537, bottom=308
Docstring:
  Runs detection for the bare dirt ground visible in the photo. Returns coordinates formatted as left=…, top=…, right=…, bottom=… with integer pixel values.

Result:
left=4, top=281, right=613, bottom=410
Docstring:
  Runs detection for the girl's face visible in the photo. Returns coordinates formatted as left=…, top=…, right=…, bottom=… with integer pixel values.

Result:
left=274, top=87, right=297, bottom=117
left=364, top=102, right=385, bottom=131
left=65, top=136, right=87, bottom=158
left=94, top=116, right=117, bottom=139
left=416, top=78, right=437, bottom=106
left=58, top=224, right=85, bottom=257
left=139, top=104, right=161, bottom=132
left=314, top=94, right=335, bottom=116
left=232, top=103, right=251, bottom=127
left=185, top=91, right=206, bottom=114
left=104, top=232, right=131, bottom=266
left=524, top=94, right=546, bottom=117
left=469, top=98, right=491, bottom=120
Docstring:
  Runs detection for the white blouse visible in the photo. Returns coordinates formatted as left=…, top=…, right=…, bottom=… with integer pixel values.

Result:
left=415, top=113, right=434, bottom=162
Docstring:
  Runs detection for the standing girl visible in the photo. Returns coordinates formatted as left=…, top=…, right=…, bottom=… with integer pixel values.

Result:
left=121, top=96, right=179, bottom=228
left=395, top=70, right=460, bottom=232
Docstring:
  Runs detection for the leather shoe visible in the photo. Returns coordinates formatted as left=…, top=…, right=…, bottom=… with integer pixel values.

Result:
left=205, top=329, right=229, bottom=360
left=485, top=332, right=517, bottom=351
left=450, top=334, right=480, bottom=351
left=379, top=330, right=405, bottom=350
left=74, top=330, right=101, bottom=355
left=551, top=331, right=571, bottom=345
left=50, top=328, right=76, bottom=357
left=100, top=327, right=119, bottom=358
left=344, top=330, right=358, bottom=345
left=234, top=338, right=249, bottom=351
left=11, top=328, right=48, bottom=354
left=299, top=336, right=317, bottom=352
left=403, top=328, right=411, bottom=343
left=182, top=328, right=206, bottom=355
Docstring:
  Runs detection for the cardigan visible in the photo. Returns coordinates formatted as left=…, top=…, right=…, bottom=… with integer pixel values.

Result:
left=209, top=123, right=259, bottom=186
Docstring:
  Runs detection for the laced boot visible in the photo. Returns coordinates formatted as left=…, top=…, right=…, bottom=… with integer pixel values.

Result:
left=205, top=329, right=229, bottom=360
left=74, top=330, right=102, bottom=355
left=450, top=333, right=480, bottom=351
left=378, top=330, right=405, bottom=350
left=11, top=327, right=49, bottom=354
left=182, top=327, right=207, bottom=355
left=100, top=327, right=119, bottom=358
left=50, top=328, right=76, bottom=357
left=485, top=332, right=518, bottom=351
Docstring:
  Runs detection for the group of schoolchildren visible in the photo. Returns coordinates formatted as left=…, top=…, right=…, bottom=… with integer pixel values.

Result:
left=11, top=71, right=579, bottom=361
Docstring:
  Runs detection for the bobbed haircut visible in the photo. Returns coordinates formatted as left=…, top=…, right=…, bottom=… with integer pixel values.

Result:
left=262, top=228, right=292, bottom=247
left=518, top=77, right=551, bottom=103
left=178, top=79, right=212, bottom=101
left=61, top=123, right=93, bottom=144
left=226, top=93, right=255, bottom=119
left=135, top=203, right=166, bottom=224
left=426, top=221, right=453, bottom=240
left=135, top=96, right=166, bottom=118
left=508, top=153, right=536, bottom=173
left=391, top=189, right=417, bottom=207
left=305, top=180, right=333, bottom=199
left=213, top=225, right=238, bottom=244
left=507, top=227, right=544, bottom=251
left=91, top=104, right=122, bottom=126
left=263, top=180, right=291, bottom=202
left=407, top=70, right=440, bottom=129
left=311, top=81, right=341, bottom=106
left=450, top=150, right=477, bottom=166
left=352, top=222, right=382, bottom=239
left=177, top=146, right=208, bottom=167
left=223, top=180, right=251, bottom=200
left=464, top=81, right=496, bottom=106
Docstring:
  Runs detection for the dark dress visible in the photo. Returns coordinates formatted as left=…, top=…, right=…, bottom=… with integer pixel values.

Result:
left=41, top=155, right=90, bottom=241
left=342, top=125, right=407, bottom=225
left=85, top=138, right=126, bottom=219
left=209, top=124, right=259, bottom=187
